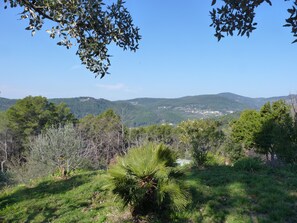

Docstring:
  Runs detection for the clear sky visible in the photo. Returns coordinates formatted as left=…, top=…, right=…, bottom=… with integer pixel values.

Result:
left=0, top=1, right=297, bottom=100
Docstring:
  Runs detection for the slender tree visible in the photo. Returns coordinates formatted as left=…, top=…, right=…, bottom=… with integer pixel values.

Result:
left=0, top=112, right=13, bottom=172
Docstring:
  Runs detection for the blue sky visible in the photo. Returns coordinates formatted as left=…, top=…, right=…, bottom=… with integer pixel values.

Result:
left=0, top=1, right=297, bottom=100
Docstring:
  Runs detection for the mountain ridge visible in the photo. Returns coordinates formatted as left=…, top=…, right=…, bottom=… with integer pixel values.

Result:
left=0, top=93, right=295, bottom=126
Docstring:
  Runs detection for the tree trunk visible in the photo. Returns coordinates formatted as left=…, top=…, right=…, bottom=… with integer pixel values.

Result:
left=1, top=138, right=8, bottom=172
left=270, top=151, right=277, bottom=166
left=1, top=160, right=5, bottom=173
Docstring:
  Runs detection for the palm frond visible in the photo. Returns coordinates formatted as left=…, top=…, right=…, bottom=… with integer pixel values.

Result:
left=106, top=143, right=189, bottom=217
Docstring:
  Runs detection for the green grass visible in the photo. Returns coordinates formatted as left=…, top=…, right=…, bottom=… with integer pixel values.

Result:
left=1, top=165, right=297, bottom=223
left=181, top=165, right=297, bottom=223
left=0, top=171, right=119, bottom=223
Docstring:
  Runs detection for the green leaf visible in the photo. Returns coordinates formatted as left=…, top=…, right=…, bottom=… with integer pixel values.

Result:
left=288, top=8, right=295, bottom=14
left=265, top=0, right=272, bottom=6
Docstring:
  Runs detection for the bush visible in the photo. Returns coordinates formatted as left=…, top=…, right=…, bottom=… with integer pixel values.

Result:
left=192, top=144, right=208, bottom=167
left=106, top=143, right=189, bottom=220
left=28, top=124, right=89, bottom=178
left=233, top=157, right=263, bottom=172
left=204, top=152, right=226, bottom=166
left=0, top=172, right=10, bottom=189
left=221, top=139, right=244, bottom=162
left=7, top=156, right=51, bottom=184
left=7, top=124, right=90, bottom=184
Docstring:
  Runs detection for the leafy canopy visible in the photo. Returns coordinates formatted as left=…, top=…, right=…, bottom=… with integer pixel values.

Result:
left=178, top=119, right=224, bottom=166
left=4, top=0, right=140, bottom=78
left=255, top=100, right=295, bottom=163
left=210, top=0, right=297, bottom=43
left=28, top=124, right=87, bottom=178
left=231, top=100, right=297, bottom=163
left=4, top=0, right=297, bottom=78
left=6, top=96, right=76, bottom=146
left=79, top=109, right=125, bottom=168
left=231, top=110, right=261, bottom=149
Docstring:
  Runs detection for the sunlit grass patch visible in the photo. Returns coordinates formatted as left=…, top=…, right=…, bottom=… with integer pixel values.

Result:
left=0, top=171, right=113, bottom=223
left=181, top=164, right=297, bottom=223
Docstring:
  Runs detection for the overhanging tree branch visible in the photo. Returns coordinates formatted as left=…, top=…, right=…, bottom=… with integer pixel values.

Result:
left=3, top=0, right=141, bottom=78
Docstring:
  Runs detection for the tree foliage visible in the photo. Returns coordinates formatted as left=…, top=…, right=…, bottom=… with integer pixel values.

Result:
left=28, top=124, right=88, bottom=177
left=221, top=137, right=244, bottom=162
left=231, top=100, right=297, bottom=164
left=210, top=0, right=297, bottom=43
left=79, top=109, right=125, bottom=168
left=4, top=1, right=297, bottom=79
left=178, top=119, right=224, bottom=166
left=255, top=100, right=295, bottom=163
left=6, top=96, right=76, bottom=150
left=3, top=0, right=141, bottom=78
left=231, top=110, right=261, bottom=150
left=127, top=124, right=178, bottom=148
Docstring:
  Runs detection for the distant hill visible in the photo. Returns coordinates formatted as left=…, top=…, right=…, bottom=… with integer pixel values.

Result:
left=1, top=93, right=295, bottom=126
left=0, top=98, right=17, bottom=111
left=50, top=97, right=114, bottom=118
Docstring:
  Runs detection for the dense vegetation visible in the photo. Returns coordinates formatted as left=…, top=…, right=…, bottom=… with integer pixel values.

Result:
left=0, top=95, right=297, bottom=222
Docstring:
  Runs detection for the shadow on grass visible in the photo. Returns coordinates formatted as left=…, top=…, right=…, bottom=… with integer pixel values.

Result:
left=25, top=205, right=58, bottom=223
left=181, top=165, right=297, bottom=223
left=0, top=171, right=105, bottom=222
left=0, top=172, right=97, bottom=208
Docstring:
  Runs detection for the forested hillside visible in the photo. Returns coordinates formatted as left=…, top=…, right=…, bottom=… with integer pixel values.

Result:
left=0, top=93, right=295, bottom=126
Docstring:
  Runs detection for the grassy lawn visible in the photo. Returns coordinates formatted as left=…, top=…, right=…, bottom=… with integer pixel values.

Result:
left=0, top=171, right=118, bottom=223
left=1, top=165, right=297, bottom=222
left=183, top=165, right=297, bottom=223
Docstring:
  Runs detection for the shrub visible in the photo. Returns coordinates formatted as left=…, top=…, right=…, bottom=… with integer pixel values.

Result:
left=106, top=143, right=189, bottom=220
left=192, top=143, right=208, bottom=167
left=7, top=155, right=51, bottom=184
left=204, top=152, right=226, bottom=166
left=220, top=138, right=244, bottom=162
left=7, top=124, right=90, bottom=184
left=29, top=124, right=90, bottom=178
left=233, top=157, right=263, bottom=172
left=0, top=171, right=10, bottom=188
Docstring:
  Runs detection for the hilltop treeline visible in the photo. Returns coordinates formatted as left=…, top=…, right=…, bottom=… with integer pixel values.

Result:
left=1, top=93, right=296, bottom=127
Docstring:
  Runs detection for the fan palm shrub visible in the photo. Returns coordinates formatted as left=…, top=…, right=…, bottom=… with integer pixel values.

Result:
left=106, top=143, right=189, bottom=219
